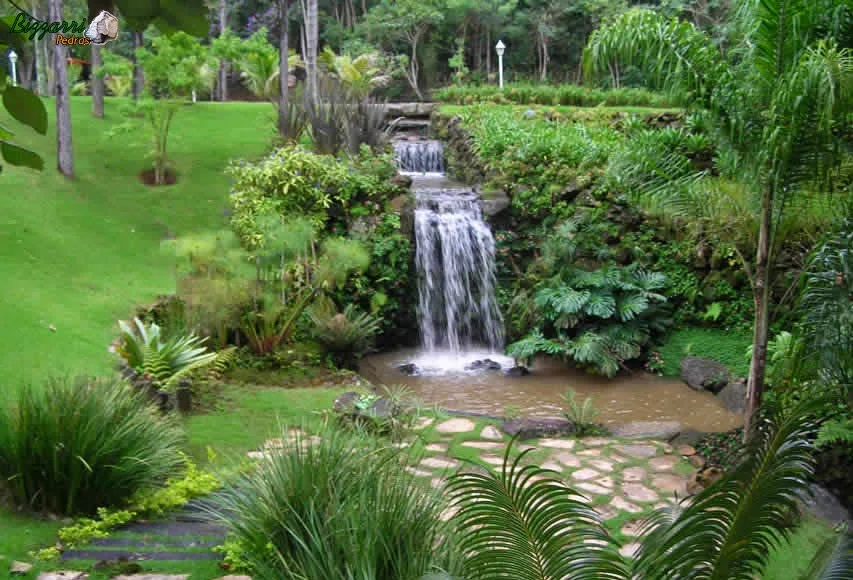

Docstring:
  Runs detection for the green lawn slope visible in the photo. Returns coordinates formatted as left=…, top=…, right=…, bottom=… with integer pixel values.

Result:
left=1, top=97, right=272, bottom=394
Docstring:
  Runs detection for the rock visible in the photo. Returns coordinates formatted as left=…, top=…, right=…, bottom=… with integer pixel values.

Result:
left=688, top=455, right=706, bottom=468
left=622, top=467, right=646, bottom=482
left=798, top=484, right=851, bottom=526
left=649, top=456, right=679, bottom=471
left=623, top=483, right=659, bottom=503
left=523, top=109, right=537, bottom=118
left=680, top=357, right=730, bottom=393
left=367, top=397, right=395, bottom=419
left=651, top=474, right=688, bottom=495
left=425, top=443, right=447, bottom=452
left=11, top=561, right=33, bottom=575
left=501, top=418, right=575, bottom=440
left=420, top=457, right=459, bottom=469
left=113, top=576, right=188, bottom=580
left=537, top=438, right=576, bottom=450
left=413, top=416, right=434, bottom=430
left=686, top=466, right=724, bottom=495
left=390, top=174, right=413, bottom=189
left=38, top=573, right=88, bottom=580
left=385, top=102, right=436, bottom=117
left=435, top=418, right=476, bottom=433
left=610, top=496, right=643, bottom=514
left=480, top=191, right=511, bottom=218
left=462, top=441, right=503, bottom=450
left=464, top=358, right=502, bottom=371
left=504, top=366, right=530, bottom=377
left=615, top=444, right=659, bottom=459
left=611, top=421, right=681, bottom=441
left=572, top=468, right=601, bottom=481
left=480, top=425, right=503, bottom=440
left=717, top=379, right=748, bottom=414
left=333, top=391, right=360, bottom=413
left=677, top=444, right=697, bottom=456
left=397, top=363, right=420, bottom=376
left=619, top=543, right=642, bottom=558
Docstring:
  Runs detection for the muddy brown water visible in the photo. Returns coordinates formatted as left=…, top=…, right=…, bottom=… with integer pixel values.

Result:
left=360, top=350, right=742, bottom=433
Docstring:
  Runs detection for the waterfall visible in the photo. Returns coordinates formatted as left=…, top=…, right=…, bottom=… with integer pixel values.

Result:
left=414, top=189, right=504, bottom=353
left=394, top=140, right=445, bottom=173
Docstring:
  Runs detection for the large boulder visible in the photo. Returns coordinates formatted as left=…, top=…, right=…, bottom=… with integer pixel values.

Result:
left=385, top=102, right=436, bottom=118
left=717, top=379, right=747, bottom=414
left=505, top=366, right=530, bottom=377
left=611, top=421, right=681, bottom=441
left=680, top=356, right=730, bottom=393
left=465, top=358, right=502, bottom=371
left=501, top=417, right=575, bottom=440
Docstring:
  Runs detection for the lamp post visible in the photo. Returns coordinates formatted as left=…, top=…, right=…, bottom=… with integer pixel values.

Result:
left=9, top=50, right=18, bottom=86
left=495, top=40, right=505, bottom=89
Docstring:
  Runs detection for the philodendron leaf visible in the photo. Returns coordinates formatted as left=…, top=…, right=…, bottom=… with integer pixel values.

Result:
left=1, top=140, right=44, bottom=170
left=3, top=86, right=48, bottom=135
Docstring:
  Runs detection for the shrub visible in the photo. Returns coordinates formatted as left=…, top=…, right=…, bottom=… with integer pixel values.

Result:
left=227, top=144, right=401, bottom=248
left=434, top=83, right=676, bottom=108
left=115, top=317, right=232, bottom=391
left=0, top=376, right=184, bottom=516
left=308, top=297, right=381, bottom=369
left=506, top=263, right=672, bottom=377
left=208, top=426, right=459, bottom=579
left=560, top=388, right=604, bottom=436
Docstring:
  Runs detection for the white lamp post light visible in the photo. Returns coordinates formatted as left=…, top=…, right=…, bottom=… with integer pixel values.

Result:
left=9, top=50, right=18, bottom=87
left=495, top=40, right=505, bottom=89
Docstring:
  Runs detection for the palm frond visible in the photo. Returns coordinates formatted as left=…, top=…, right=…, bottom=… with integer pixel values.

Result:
left=805, top=530, right=853, bottom=580
left=634, top=399, right=821, bottom=579
left=446, top=441, right=630, bottom=580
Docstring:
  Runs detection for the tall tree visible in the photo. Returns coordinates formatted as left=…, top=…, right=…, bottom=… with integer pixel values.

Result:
left=278, top=0, right=291, bottom=135
left=584, top=4, right=853, bottom=435
left=302, top=0, right=318, bottom=101
left=218, top=0, right=228, bottom=101
left=132, top=30, right=145, bottom=100
left=91, top=44, right=104, bottom=117
left=49, top=0, right=74, bottom=177
left=362, top=0, right=443, bottom=100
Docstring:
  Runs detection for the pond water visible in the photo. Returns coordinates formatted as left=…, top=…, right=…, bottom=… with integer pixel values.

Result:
left=360, top=349, right=743, bottom=433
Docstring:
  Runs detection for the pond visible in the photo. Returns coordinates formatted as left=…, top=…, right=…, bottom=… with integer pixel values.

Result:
left=360, top=349, right=743, bottom=433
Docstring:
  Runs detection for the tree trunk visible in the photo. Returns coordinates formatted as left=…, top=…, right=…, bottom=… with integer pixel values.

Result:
left=132, top=30, right=145, bottom=99
left=50, top=0, right=73, bottom=178
left=277, top=0, right=291, bottom=136
left=486, top=28, right=491, bottom=77
left=218, top=0, right=228, bottom=101
left=305, top=0, right=318, bottom=102
left=744, top=183, right=774, bottom=439
left=407, top=34, right=423, bottom=101
left=91, top=44, right=104, bottom=118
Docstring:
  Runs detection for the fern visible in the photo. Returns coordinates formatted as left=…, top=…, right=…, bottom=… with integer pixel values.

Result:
left=817, top=418, right=853, bottom=447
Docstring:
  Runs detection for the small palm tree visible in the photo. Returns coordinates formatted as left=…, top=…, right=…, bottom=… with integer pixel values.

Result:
left=447, top=400, right=849, bottom=579
left=583, top=2, right=853, bottom=434
left=318, top=47, right=391, bottom=98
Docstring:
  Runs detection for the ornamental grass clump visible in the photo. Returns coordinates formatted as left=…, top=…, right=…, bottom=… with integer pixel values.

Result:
left=208, top=426, right=460, bottom=580
left=0, top=375, right=184, bottom=516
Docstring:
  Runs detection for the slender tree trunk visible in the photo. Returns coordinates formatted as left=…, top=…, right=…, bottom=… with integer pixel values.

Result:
left=132, top=30, right=145, bottom=99
left=49, top=0, right=73, bottom=178
left=744, top=184, right=774, bottom=439
left=486, top=27, right=491, bottom=77
left=218, top=0, right=228, bottom=101
left=91, top=44, right=104, bottom=118
left=278, top=0, right=291, bottom=137
left=305, top=0, right=318, bottom=102
left=407, top=33, right=423, bottom=100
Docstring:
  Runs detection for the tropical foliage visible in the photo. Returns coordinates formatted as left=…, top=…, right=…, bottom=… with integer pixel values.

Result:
left=435, top=84, right=676, bottom=107
left=507, top=259, right=671, bottom=377
left=115, top=317, right=233, bottom=391
left=446, top=400, right=846, bottom=579
left=584, top=2, right=853, bottom=431
left=0, top=376, right=184, bottom=516
left=307, top=297, right=382, bottom=369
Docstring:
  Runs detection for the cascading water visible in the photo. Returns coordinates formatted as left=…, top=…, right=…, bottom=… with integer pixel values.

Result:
left=414, top=189, right=505, bottom=353
left=394, top=140, right=445, bottom=174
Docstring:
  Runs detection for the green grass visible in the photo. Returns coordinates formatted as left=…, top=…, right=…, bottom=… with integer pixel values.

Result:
left=1, top=96, right=272, bottom=393
left=657, top=327, right=753, bottom=377
left=763, top=517, right=838, bottom=579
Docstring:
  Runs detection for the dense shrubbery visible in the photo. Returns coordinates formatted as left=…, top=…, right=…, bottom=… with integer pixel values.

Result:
left=0, top=376, right=184, bottom=516
left=435, top=83, right=677, bottom=108
left=227, top=144, right=403, bottom=248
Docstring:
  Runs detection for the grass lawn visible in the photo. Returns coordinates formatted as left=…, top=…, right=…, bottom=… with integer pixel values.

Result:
left=1, top=96, right=273, bottom=393
left=657, top=326, right=753, bottom=378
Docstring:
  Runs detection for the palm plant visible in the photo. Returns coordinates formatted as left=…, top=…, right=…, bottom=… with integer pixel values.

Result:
left=446, top=400, right=850, bottom=579
left=584, top=3, right=853, bottom=434
left=307, top=297, right=382, bottom=369
left=318, top=47, right=391, bottom=98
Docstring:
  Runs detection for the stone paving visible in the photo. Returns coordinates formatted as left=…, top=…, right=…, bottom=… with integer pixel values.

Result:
left=247, top=415, right=699, bottom=537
